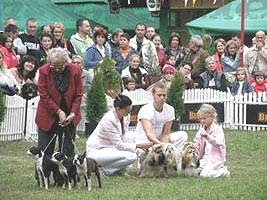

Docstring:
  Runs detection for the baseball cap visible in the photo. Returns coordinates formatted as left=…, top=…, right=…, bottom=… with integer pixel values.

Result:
left=162, top=65, right=175, bottom=73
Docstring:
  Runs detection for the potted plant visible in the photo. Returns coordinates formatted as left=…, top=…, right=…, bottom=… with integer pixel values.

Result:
left=0, top=90, right=6, bottom=127
left=167, top=72, right=185, bottom=131
left=85, top=69, right=107, bottom=136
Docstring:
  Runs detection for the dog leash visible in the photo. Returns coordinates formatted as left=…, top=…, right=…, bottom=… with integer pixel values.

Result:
left=61, top=131, right=65, bottom=153
left=43, top=134, right=57, bottom=153
left=62, top=125, right=80, bottom=155
left=42, top=123, right=80, bottom=155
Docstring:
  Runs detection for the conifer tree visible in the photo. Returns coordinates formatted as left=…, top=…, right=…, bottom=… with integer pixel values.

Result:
left=0, top=90, right=6, bottom=127
left=167, top=72, right=185, bottom=119
left=85, top=70, right=107, bottom=130
left=97, top=57, right=121, bottom=98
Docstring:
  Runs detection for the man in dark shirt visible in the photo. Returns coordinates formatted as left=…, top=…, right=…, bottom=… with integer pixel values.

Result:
left=18, top=18, right=40, bottom=56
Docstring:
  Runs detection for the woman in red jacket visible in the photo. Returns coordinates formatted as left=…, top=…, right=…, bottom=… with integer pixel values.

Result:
left=35, top=47, right=83, bottom=157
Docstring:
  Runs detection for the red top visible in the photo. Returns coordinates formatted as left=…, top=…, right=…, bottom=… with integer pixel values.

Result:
left=213, top=53, right=222, bottom=72
left=253, top=82, right=267, bottom=93
left=35, top=63, right=83, bottom=131
left=156, top=47, right=165, bottom=68
left=0, top=45, right=19, bottom=68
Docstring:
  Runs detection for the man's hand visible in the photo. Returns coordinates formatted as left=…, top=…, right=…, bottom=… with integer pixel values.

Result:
left=136, top=142, right=153, bottom=152
left=256, top=42, right=264, bottom=51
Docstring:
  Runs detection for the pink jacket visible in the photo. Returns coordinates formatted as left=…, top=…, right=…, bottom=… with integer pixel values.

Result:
left=194, top=122, right=226, bottom=164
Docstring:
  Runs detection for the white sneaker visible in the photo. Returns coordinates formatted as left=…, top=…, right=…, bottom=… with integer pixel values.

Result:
left=224, top=167, right=231, bottom=178
left=98, top=167, right=108, bottom=178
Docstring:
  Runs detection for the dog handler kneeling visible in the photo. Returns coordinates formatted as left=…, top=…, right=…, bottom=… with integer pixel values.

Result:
left=86, top=94, right=152, bottom=176
left=135, top=81, right=188, bottom=167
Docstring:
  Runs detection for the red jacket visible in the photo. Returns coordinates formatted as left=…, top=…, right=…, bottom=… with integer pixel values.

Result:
left=252, top=82, right=267, bottom=93
left=35, top=63, right=83, bottom=131
left=0, top=46, right=19, bottom=68
left=213, top=52, right=223, bottom=72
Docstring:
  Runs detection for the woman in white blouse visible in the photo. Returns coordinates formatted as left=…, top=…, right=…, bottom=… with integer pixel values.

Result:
left=86, top=94, right=152, bottom=176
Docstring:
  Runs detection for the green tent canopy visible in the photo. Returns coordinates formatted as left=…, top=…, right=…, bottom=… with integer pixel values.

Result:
left=186, top=0, right=267, bottom=36
left=1, top=0, right=104, bottom=37
left=53, top=2, right=159, bottom=32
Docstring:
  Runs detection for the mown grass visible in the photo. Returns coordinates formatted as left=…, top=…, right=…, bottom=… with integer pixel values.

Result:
left=0, top=130, right=267, bottom=200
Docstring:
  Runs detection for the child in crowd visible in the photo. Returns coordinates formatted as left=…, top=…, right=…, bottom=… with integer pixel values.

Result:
left=164, top=54, right=176, bottom=68
left=179, top=61, right=195, bottom=89
left=122, top=77, right=136, bottom=92
left=230, top=67, right=254, bottom=96
left=252, top=71, right=267, bottom=93
left=194, top=104, right=230, bottom=178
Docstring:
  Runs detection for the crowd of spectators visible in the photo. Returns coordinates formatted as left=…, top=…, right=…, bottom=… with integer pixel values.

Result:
left=2, top=16, right=266, bottom=180
left=1, top=16, right=267, bottom=99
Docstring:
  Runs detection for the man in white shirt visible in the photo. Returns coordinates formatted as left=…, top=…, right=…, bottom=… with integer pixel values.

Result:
left=129, top=22, right=159, bottom=75
left=135, top=81, right=188, bottom=160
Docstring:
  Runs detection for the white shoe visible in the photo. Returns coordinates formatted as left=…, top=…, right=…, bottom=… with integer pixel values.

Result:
left=98, top=167, right=108, bottom=178
left=224, top=167, right=231, bottom=178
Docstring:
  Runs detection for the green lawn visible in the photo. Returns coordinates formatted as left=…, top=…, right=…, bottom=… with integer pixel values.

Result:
left=0, top=130, right=267, bottom=200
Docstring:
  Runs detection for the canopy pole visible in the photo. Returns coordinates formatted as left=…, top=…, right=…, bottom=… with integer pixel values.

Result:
left=240, top=0, right=245, bottom=67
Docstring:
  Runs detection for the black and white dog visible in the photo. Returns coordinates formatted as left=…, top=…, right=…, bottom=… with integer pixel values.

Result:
left=73, top=152, right=102, bottom=191
left=51, top=152, right=77, bottom=190
left=27, top=147, right=62, bottom=189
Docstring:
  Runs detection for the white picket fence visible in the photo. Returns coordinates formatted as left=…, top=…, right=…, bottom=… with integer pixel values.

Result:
left=1, top=88, right=267, bottom=141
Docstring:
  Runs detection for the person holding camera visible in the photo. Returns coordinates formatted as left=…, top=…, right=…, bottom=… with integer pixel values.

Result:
left=35, top=47, right=83, bottom=157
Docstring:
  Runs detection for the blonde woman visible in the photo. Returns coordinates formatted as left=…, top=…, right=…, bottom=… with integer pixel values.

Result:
left=121, top=54, right=150, bottom=90
left=51, top=22, right=76, bottom=56
left=221, top=40, right=243, bottom=87
left=212, top=38, right=226, bottom=72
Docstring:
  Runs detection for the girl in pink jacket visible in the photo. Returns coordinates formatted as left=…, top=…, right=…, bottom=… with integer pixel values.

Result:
left=194, top=104, right=230, bottom=178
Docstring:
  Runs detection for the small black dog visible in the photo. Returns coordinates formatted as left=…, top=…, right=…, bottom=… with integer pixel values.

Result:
left=21, top=82, right=38, bottom=100
left=73, top=152, right=102, bottom=191
left=27, top=147, right=62, bottom=189
left=51, top=152, right=77, bottom=190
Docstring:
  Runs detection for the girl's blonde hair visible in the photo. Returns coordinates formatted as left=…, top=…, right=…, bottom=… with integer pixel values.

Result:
left=197, top=104, right=217, bottom=121
left=224, top=39, right=238, bottom=56
left=129, top=54, right=140, bottom=62
left=51, top=22, right=66, bottom=44
left=236, top=67, right=248, bottom=80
